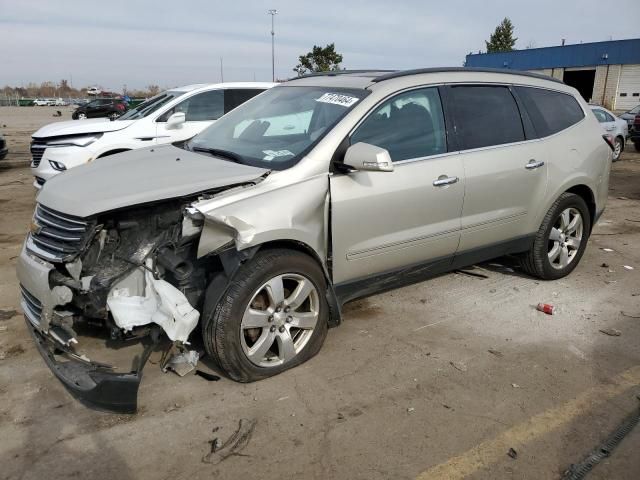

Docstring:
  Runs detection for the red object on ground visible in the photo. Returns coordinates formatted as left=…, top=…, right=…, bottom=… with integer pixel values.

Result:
left=537, top=303, right=555, bottom=315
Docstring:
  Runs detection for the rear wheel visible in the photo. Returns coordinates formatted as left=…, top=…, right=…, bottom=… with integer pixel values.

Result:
left=108, top=112, right=120, bottom=121
left=520, top=193, right=591, bottom=280
left=202, top=249, right=328, bottom=382
left=612, top=137, right=623, bottom=161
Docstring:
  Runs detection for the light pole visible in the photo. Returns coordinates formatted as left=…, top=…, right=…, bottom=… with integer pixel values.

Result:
left=268, top=9, right=278, bottom=81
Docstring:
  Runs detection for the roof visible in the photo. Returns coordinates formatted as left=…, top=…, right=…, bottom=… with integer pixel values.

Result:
left=465, top=38, right=640, bottom=70
left=170, top=82, right=276, bottom=92
left=285, top=71, right=394, bottom=89
left=372, top=67, right=562, bottom=84
left=282, top=68, right=561, bottom=89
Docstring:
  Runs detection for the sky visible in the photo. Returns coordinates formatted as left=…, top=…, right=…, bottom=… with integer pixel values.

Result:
left=1, top=0, right=639, bottom=90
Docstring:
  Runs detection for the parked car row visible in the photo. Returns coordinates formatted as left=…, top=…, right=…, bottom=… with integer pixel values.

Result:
left=32, top=98, right=69, bottom=106
left=19, top=69, right=613, bottom=413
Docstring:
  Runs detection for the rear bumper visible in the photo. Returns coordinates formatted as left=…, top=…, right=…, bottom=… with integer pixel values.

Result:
left=26, top=320, right=143, bottom=414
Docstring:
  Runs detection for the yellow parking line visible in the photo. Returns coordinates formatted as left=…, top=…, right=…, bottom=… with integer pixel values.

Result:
left=416, top=365, right=640, bottom=480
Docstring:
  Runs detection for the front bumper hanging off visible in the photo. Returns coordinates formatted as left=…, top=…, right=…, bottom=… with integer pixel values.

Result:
left=25, top=320, right=157, bottom=414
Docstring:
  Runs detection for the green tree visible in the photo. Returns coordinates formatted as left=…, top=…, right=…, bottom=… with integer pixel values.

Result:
left=294, top=43, right=343, bottom=76
left=485, top=18, right=517, bottom=53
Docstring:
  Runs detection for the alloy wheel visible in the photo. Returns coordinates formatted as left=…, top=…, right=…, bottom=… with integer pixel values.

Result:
left=240, top=273, right=320, bottom=368
left=547, top=207, right=583, bottom=270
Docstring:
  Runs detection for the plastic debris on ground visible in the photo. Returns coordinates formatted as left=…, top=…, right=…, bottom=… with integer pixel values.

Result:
left=599, top=328, right=622, bottom=337
left=164, top=349, right=200, bottom=376
left=195, top=370, right=221, bottom=381
left=450, top=361, right=468, bottom=372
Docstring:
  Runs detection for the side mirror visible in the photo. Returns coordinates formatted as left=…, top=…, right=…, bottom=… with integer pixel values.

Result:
left=343, top=142, right=394, bottom=172
left=166, top=112, right=186, bottom=129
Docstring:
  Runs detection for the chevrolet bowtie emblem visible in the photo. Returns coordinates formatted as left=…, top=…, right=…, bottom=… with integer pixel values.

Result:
left=30, top=221, right=42, bottom=235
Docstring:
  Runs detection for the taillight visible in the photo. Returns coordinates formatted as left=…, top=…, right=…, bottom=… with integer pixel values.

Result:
left=116, top=103, right=125, bottom=111
left=602, top=134, right=615, bottom=152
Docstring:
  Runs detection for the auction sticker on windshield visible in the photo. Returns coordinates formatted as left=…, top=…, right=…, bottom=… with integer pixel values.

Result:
left=263, top=149, right=295, bottom=161
left=316, top=93, right=359, bottom=107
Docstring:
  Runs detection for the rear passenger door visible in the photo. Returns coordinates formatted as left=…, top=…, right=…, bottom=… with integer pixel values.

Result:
left=155, top=90, right=225, bottom=144
left=224, top=89, right=264, bottom=113
left=447, top=84, right=548, bottom=253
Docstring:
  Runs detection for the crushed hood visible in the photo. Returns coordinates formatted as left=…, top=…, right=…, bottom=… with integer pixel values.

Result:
left=32, top=119, right=135, bottom=138
left=37, top=145, right=268, bottom=217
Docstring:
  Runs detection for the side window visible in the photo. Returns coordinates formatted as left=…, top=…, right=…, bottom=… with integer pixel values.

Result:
left=351, top=87, right=447, bottom=162
left=450, top=85, right=525, bottom=150
left=159, top=90, right=224, bottom=122
left=592, top=109, right=607, bottom=123
left=224, top=89, right=264, bottom=114
left=602, top=111, right=614, bottom=122
left=515, top=87, right=585, bottom=137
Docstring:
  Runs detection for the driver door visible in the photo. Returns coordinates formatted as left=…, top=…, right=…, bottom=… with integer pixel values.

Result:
left=330, top=87, right=464, bottom=286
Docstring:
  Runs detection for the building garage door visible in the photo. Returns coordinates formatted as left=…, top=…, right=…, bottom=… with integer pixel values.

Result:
left=616, top=65, right=640, bottom=110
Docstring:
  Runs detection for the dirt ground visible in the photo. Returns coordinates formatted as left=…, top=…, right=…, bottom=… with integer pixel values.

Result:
left=0, top=107, right=639, bottom=480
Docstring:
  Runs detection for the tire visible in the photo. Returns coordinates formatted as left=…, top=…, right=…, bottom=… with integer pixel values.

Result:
left=108, top=112, right=120, bottom=121
left=635, top=142, right=640, bottom=153
left=77, top=112, right=87, bottom=120
left=520, top=193, right=591, bottom=280
left=612, top=136, right=623, bottom=161
left=202, top=248, right=329, bottom=382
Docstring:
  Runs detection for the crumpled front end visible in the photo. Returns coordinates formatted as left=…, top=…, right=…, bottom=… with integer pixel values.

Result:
left=16, top=198, right=215, bottom=412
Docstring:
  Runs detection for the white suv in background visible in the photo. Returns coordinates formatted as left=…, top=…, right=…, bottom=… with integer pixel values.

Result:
left=30, top=82, right=275, bottom=188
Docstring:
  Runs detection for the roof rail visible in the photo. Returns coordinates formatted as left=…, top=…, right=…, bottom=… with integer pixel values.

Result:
left=289, top=69, right=396, bottom=80
left=372, top=67, right=563, bottom=84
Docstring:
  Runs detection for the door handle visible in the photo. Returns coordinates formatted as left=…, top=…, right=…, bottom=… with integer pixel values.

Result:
left=525, top=160, right=545, bottom=170
left=433, top=175, right=459, bottom=186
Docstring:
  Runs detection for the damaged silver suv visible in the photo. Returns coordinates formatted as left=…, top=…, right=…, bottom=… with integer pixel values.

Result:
left=17, top=68, right=611, bottom=412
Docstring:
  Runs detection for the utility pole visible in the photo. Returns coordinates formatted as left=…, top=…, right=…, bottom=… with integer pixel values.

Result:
left=268, top=9, right=278, bottom=81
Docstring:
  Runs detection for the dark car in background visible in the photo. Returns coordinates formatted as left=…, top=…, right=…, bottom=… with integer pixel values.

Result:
left=0, top=132, right=7, bottom=159
left=72, top=98, right=128, bottom=120
left=619, top=105, right=640, bottom=151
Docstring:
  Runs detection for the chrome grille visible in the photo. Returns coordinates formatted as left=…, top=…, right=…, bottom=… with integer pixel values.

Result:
left=20, top=285, right=42, bottom=327
left=30, top=139, right=47, bottom=167
left=27, top=204, right=93, bottom=262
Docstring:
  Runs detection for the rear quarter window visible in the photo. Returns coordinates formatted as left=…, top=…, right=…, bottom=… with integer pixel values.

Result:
left=515, top=87, right=585, bottom=137
left=224, top=89, right=265, bottom=114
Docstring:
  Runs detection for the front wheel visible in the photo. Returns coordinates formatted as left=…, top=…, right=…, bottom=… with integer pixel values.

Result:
left=77, top=112, right=87, bottom=120
left=520, top=193, right=591, bottom=280
left=202, top=248, right=328, bottom=382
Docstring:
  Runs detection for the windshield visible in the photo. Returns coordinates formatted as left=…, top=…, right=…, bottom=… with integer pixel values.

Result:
left=117, top=90, right=186, bottom=120
left=629, top=105, right=640, bottom=114
left=188, top=86, right=369, bottom=169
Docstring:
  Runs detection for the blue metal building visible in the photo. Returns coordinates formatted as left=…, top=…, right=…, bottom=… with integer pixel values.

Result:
left=465, top=39, right=640, bottom=111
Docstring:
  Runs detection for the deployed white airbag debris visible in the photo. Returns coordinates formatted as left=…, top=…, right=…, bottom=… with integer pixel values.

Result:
left=107, top=266, right=199, bottom=342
